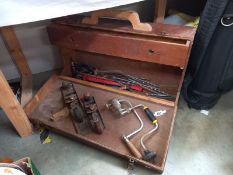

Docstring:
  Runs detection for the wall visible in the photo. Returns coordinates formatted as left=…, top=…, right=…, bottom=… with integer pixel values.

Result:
left=0, top=20, right=62, bottom=80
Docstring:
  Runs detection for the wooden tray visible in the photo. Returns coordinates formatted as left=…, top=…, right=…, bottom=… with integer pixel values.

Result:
left=25, top=75, right=177, bottom=172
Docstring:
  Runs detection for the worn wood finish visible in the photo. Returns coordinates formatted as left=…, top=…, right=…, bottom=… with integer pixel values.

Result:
left=73, top=52, right=182, bottom=95
left=0, top=70, right=32, bottom=137
left=24, top=75, right=58, bottom=115
left=82, top=9, right=152, bottom=32
left=175, top=41, right=192, bottom=105
left=59, top=47, right=75, bottom=75
left=60, top=76, right=175, bottom=107
left=27, top=76, right=175, bottom=173
left=40, top=16, right=195, bottom=172
left=54, top=17, right=196, bottom=41
left=154, top=0, right=167, bottom=23
left=1, top=26, right=32, bottom=106
left=48, top=24, right=190, bottom=68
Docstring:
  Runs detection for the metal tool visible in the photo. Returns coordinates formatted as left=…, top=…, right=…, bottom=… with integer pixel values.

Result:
left=82, top=93, right=105, bottom=134
left=123, top=103, right=159, bottom=162
left=145, top=92, right=175, bottom=100
left=106, top=98, right=160, bottom=160
left=61, top=81, right=86, bottom=133
left=140, top=124, right=158, bottom=162
left=71, top=63, right=175, bottom=99
left=106, top=98, right=144, bottom=159
left=83, top=74, right=121, bottom=87
left=140, top=109, right=166, bottom=162
left=83, top=74, right=143, bottom=92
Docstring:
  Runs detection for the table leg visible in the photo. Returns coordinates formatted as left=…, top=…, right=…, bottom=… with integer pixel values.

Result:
left=1, top=26, right=33, bottom=107
left=0, top=70, right=33, bottom=137
left=154, top=0, right=167, bottom=23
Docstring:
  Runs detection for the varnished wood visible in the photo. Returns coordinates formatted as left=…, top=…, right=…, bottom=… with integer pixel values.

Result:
left=26, top=75, right=175, bottom=173
left=54, top=17, right=196, bottom=41
left=154, top=0, right=167, bottom=23
left=124, top=139, right=142, bottom=159
left=0, top=70, right=32, bottom=137
left=82, top=9, right=152, bottom=32
left=25, top=74, right=174, bottom=115
left=59, top=48, right=75, bottom=75
left=59, top=76, right=175, bottom=107
left=1, top=26, right=32, bottom=106
left=48, top=24, right=190, bottom=68
left=175, top=41, right=192, bottom=105
left=73, top=52, right=181, bottom=95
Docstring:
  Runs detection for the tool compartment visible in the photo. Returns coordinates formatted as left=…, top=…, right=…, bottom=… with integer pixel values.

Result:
left=25, top=14, right=195, bottom=173
left=66, top=52, right=181, bottom=103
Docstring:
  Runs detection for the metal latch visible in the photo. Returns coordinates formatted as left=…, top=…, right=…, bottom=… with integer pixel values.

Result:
left=127, top=158, right=135, bottom=171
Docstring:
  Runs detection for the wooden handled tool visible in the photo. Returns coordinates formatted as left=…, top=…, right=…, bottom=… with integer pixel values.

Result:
left=123, top=136, right=142, bottom=159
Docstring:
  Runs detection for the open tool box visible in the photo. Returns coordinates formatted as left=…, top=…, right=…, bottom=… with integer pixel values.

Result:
left=24, top=10, right=195, bottom=173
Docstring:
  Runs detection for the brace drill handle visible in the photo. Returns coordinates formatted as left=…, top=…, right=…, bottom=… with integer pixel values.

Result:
left=123, top=136, right=142, bottom=159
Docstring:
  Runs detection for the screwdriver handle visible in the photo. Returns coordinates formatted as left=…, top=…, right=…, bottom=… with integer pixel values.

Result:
left=129, top=85, right=143, bottom=92
left=143, top=106, right=157, bottom=125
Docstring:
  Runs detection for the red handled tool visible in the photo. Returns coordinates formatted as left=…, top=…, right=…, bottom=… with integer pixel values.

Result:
left=82, top=74, right=143, bottom=92
left=128, top=85, right=143, bottom=92
left=83, top=74, right=122, bottom=86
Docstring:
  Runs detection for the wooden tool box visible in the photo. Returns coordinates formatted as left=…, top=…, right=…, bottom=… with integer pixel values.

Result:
left=24, top=11, right=195, bottom=173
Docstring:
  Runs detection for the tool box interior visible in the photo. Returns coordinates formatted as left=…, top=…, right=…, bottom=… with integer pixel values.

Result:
left=24, top=14, right=195, bottom=173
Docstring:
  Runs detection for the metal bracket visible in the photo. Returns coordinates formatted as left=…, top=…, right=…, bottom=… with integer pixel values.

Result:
left=127, top=158, right=135, bottom=171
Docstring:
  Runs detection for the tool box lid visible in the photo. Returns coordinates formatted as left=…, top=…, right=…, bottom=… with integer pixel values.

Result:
left=53, top=15, right=196, bottom=41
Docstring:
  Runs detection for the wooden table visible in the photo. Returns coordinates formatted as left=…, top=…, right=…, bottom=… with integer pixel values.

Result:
left=0, top=0, right=166, bottom=137
left=0, top=26, right=33, bottom=137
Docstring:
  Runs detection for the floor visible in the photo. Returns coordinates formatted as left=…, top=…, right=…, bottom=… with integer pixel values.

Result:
left=0, top=71, right=233, bottom=175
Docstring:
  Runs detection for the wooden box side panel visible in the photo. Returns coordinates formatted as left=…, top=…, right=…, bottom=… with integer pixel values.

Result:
left=59, top=50, right=183, bottom=105
left=24, top=75, right=59, bottom=116
left=74, top=51, right=182, bottom=91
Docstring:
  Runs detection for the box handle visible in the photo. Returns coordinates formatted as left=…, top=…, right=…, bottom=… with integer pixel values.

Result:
left=82, top=9, right=152, bottom=32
